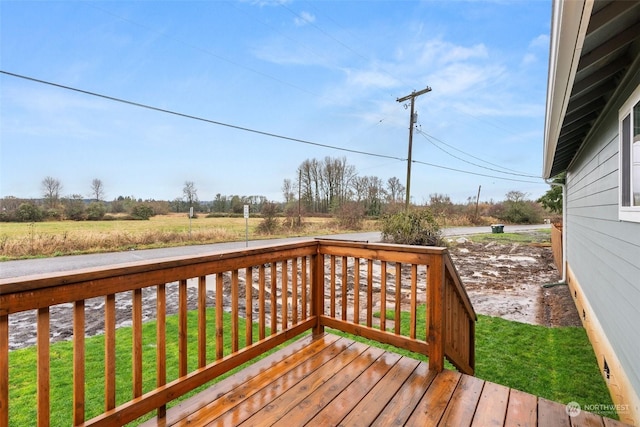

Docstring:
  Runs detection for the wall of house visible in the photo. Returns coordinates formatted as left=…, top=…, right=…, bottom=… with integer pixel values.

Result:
left=565, top=67, right=640, bottom=424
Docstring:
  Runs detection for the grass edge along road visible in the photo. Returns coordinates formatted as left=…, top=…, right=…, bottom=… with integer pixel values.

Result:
left=0, top=215, right=378, bottom=260
left=8, top=309, right=615, bottom=425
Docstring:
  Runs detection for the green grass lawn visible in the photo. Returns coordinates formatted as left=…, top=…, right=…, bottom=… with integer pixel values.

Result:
left=8, top=309, right=285, bottom=426
left=9, top=306, right=616, bottom=424
left=466, top=229, right=552, bottom=245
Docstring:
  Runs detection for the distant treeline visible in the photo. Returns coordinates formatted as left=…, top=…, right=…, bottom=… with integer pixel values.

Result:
left=1, top=156, right=555, bottom=224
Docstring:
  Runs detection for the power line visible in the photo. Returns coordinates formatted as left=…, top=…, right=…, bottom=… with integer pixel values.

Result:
left=0, top=70, right=404, bottom=162
left=412, top=159, right=542, bottom=184
left=2, top=69, right=545, bottom=186
left=417, top=128, right=538, bottom=176
left=416, top=129, right=541, bottom=178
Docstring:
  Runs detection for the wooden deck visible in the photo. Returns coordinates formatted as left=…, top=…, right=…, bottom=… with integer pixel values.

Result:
left=141, top=333, right=627, bottom=427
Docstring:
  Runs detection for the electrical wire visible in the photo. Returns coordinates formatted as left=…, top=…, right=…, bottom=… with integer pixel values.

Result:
left=416, top=129, right=541, bottom=178
left=411, top=159, right=542, bottom=184
left=417, top=128, right=538, bottom=175
left=0, top=70, right=404, bottom=162
left=2, top=69, right=545, bottom=185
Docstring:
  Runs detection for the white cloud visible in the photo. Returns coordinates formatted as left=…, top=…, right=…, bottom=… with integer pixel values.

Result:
left=521, top=53, right=537, bottom=66
left=245, top=0, right=290, bottom=7
left=454, top=100, right=543, bottom=118
left=294, top=11, right=315, bottom=27
left=417, top=39, right=489, bottom=67
left=252, top=38, right=334, bottom=67
left=427, top=62, right=505, bottom=96
left=345, top=69, right=398, bottom=89
left=528, top=34, right=549, bottom=49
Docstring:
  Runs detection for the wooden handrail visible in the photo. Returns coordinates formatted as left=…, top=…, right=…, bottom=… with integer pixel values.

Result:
left=0, top=240, right=476, bottom=425
left=315, top=240, right=476, bottom=374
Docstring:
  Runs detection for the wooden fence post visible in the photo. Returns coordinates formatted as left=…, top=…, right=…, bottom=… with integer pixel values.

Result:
left=0, top=314, right=8, bottom=427
left=427, top=255, right=445, bottom=372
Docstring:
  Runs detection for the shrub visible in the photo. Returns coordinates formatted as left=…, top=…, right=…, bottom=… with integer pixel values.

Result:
left=256, top=202, right=280, bottom=235
left=381, top=209, right=442, bottom=246
left=64, top=197, right=86, bottom=221
left=16, top=203, right=43, bottom=222
left=282, top=204, right=304, bottom=230
left=86, top=202, right=107, bottom=220
left=130, top=204, right=154, bottom=220
left=335, top=202, right=365, bottom=230
left=497, top=191, right=544, bottom=224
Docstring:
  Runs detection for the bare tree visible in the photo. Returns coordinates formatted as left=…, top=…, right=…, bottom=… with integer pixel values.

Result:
left=353, top=175, right=385, bottom=216
left=42, top=176, right=62, bottom=209
left=386, top=177, right=405, bottom=204
left=90, top=178, right=105, bottom=201
left=282, top=179, right=295, bottom=204
left=183, top=181, right=198, bottom=206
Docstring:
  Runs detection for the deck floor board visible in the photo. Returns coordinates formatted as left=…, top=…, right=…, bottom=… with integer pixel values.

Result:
left=141, top=333, right=629, bottom=427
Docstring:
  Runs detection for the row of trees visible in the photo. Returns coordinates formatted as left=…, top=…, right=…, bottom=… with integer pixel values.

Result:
left=1, top=158, right=558, bottom=224
left=283, top=157, right=405, bottom=217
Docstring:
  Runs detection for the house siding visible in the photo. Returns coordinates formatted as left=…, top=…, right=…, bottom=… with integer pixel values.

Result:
left=565, top=68, right=640, bottom=417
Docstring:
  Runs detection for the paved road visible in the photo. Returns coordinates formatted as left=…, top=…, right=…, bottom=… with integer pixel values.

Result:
left=0, top=224, right=550, bottom=279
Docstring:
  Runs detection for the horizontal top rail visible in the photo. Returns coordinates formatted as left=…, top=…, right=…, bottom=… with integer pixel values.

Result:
left=0, top=240, right=319, bottom=315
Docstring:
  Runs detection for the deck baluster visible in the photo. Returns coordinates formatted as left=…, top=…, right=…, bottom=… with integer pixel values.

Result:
left=73, top=300, right=85, bottom=425
left=133, top=288, right=143, bottom=397
left=37, top=307, right=50, bottom=426
left=105, top=294, right=116, bottom=411
left=156, top=283, right=167, bottom=419
left=178, top=280, right=187, bottom=377
left=245, top=267, right=253, bottom=346
left=198, top=276, right=207, bottom=368
left=215, top=274, right=224, bottom=360
left=292, top=258, right=299, bottom=324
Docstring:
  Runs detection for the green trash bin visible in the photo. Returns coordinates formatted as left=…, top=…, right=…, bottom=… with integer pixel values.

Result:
left=491, top=224, right=504, bottom=233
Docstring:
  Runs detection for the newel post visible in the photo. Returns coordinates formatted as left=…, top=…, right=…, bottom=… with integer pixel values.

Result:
left=311, top=243, right=325, bottom=336
left=427, top=254, right=445, bottom=372
left=0, top=314, right=8, bottom=427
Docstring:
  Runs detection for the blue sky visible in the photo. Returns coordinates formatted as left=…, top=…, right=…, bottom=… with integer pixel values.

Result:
left=1, top=0, right=551, bottom=204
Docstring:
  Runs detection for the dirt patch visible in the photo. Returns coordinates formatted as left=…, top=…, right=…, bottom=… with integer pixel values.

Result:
left=447, top=234, right=581, bottom=327
left=7, top=235, right=581, bottom=350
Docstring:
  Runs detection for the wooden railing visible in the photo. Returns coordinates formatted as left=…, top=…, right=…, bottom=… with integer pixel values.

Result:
left=315, top=240, right=475, bottom=374
left=0, top=240, right=475, bottom=426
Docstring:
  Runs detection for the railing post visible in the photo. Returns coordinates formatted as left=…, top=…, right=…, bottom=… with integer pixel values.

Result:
left=469, top=317, right=476, bottom=372
left=0, top=314, right=8, bottom=427
left=312, top=244, right=325, bottom=336
left=427, top=254, right=445, bottom=372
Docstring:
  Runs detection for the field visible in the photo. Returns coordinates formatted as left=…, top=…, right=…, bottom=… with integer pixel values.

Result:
left=0, top=214, right=373, bottom=260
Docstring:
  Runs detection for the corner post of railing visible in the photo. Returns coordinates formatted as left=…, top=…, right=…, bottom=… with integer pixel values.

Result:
left=427, top=253, right=445, bottom=372
left=0, top=313, right=8, bottom=427
left=469, top=316, right=476, bottom=372
left=312, top=242, right=325, bottom=336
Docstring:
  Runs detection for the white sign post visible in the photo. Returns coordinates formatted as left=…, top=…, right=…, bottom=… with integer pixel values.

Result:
left=243, top=205, right=249, bottom=247
left=189, top=206, right=194, bottom=239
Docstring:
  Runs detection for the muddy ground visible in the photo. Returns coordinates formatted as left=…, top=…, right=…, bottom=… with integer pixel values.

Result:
left=447, top=234, right=581, bottom=328
left=7, top=232, right=581, bottom=350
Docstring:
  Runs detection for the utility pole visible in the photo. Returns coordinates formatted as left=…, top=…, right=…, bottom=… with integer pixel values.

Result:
left=397, top=86, right=431, bottom=211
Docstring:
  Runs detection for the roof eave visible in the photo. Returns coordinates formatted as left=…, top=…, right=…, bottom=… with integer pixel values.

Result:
left=543, top=0, right=594, bottom=179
